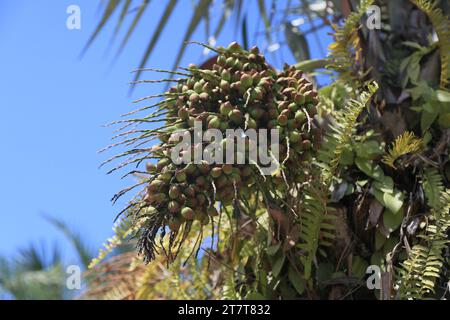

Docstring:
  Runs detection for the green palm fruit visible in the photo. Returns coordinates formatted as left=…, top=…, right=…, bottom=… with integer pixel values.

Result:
left=221, top=69, right=231, bottom=82
left=229, top=109, right=244, bottom=124
left=175, top=171, right=187, bottom=182
left=211, top=167, right=222, bottom=178
left=220, top=120, right=229, bottom=131
left=184, top=163, right=196, bottom=175
left=216, top=55, right=226, bottom=66
left=241, top=74, right=253, bottom=89
left=199, top=92, right=209, bottom=101
left=220, top=101, right=233, bottom=116
left=146, top=163, right=157, bottom=173
left=288, top=102, right=298, bottom=112
left=156, top=158, right=170, bottom=171
left=148, top=179, right=165, bottom=192
left=247, top=117, right=258, bottom=129
left=295, top=110, right=306, bottom=123
left=294, top=93, right=305, bottom=105
left=193, top=81, right=203, bottom=93
left=160, top=172, right=172, bottom=183
left=250, top=107, right=265, bottom=120
left=189, top=93, right=200, bottom=105
left=208, top=116, right=221, bottom=129
left=169, top=185, right=180, bottom=199
left=153, top=193, right=167, bottom=205
left=181, top=207, right=195, bottom=220
left=289, top=130, right=302, bottom=143
left=220, top=79, right=231, bottom=92
left=178, top=107, right=189, bottom=121
left=277, top=114, right=288, bottom=126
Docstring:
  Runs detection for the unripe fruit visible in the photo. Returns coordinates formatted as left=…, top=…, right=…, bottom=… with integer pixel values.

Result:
left=178, top=107, right=189, bottom=121
left=211, top=167, right=222, bottom=178
left=169, top=185, right=180, bottom=199
left=221, top=69, right=231, bottom=82
left=153, top=193, right=167, bottom=204
left=295, top=110, right=306, bottom=123
left=181, top=207, right=195, bottom=220
left=208, top=116, right=221, bottom=129
left=156, top=158, right=170, bottom=171
left=229, top=109, right=244, bottom=124
left=146, top=163, right=157, bottom=173
left=175, top=171, right=187, bottom=182
left=289, top=130, right=301, bottom=143
left=241, top=74, right=253, bottom=89
left=148, top=179, right=165, bottom=192
left=277, top=114, right=288, bottom=126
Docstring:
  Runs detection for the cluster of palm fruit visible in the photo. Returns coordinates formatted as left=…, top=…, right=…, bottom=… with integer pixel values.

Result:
left=137, top=42, right=318, bottom=254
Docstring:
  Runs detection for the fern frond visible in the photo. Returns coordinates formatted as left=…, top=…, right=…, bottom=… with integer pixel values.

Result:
left=299, top=81, right=378, bottom=279
left=319, top=81, right=379, bottom=184
left=399, top=188, right=450, bottom=299
left=327, top=0, right=375, bottom=83
left=423, top=168, right=444, bottom=210
left=410, top=0, right=450, bottom=89
left=382, top=132, right=423, bottom=169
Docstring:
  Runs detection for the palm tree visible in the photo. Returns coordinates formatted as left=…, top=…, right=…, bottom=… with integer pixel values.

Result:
left=86, top=0, right=449, bottom=299
left=0, top=216, right=93, bottom=300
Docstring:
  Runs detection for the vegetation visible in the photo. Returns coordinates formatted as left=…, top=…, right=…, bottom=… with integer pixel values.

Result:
left=5, top=0, right=447, bottom=300
left=80, top=0, right=450, bottom=300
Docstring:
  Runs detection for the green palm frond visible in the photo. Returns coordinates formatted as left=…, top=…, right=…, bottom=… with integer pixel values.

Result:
left=382, top=132, right=423, bottom=169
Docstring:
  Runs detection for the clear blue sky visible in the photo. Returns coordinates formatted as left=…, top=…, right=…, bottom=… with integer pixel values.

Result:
left=0, top=1, right=332, bottom=265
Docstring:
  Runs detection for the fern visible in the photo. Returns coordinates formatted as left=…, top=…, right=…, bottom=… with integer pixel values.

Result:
left=327, top=0, right=375, bottom=83
left=423, top=168, right=445, bottom=209
left=382, top=132, right=423, bottom=169
left=399, top=183, right=450, bottom=299
left=299, top=81, right=379, bottom=280
left=319, top=81, right=379, bottom=184
left=410, top=0, right=450, bottom=89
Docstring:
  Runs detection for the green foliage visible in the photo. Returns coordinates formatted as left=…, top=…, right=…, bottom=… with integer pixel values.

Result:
left=327, top=0, right=374, bottom=84
left=399, top=186, right=450, bottom=299
left=410, top=0, right=450, bottom=89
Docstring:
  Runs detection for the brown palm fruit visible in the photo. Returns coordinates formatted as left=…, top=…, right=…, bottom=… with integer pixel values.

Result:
left=114, top=42, right=321, bottom=264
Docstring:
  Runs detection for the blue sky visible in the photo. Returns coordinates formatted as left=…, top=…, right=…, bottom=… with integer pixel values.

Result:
left=0, top=1, right=332, bottom=265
